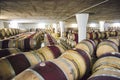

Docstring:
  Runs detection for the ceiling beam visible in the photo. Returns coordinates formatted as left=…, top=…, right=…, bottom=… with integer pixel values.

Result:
left=63, top=0, right=109, bottom=21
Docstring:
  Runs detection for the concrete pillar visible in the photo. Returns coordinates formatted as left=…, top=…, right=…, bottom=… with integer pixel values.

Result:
left=59, top=21, right=65, bottom=37
left=76, top=13, right=89, bottom=42
left=0, top=21, right=4, bottom=28
left=99, top=21, right=105, bottom=32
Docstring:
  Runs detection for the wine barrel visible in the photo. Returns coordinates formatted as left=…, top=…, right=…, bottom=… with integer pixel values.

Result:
left=8, top=28, right=14, bottom=36
left=67, top=33, right=72, bottom=39
left=92, top=32, right=97, bottom=39
left=4, top=28, right=11, bottom=37
left=0, top=51, right=41, bottom=80
left=70, top=33, right=78, bottom=43
left=12, top=29, right=16, bottom=35
left=0, top=48, right=20, bottom=58
left=8, top=39, right=17, bottom=48
left=86, top=33, right=91, bottom=39
left=95, top=32, right=101, bottom=39
left=0, top=39, right=20, bottom=49
left=108, top=37, right=120, bottom=46
left=117, top=31, right=120, bottom=36
left=1, top=29, right=6, bottom=38
left=88, top=68, right=120, bottom=80
left=0, top=29, right=4, bottom=39
left=12, top=61, right=68, bottom=80
left=0, top=39, right=10, bottom=49
left=101, top=32, right=106, bottom=39
left=99, top=52, right=120, bottom=59
left=92, top=39, right=102, bottom=46
left=105, top=31, right=110, bottom=38
left=92, top=56, right=120, bottom=72
left=50, top=58, right=78, bottom=80
left=96, top=40, right=119, bottom=57
left=18, top=37, right=41, bottom=51
left=75, top=39, right=96, bottom=56
left=88, top=33, right=94, bottom=39
left=37, top=45, right=65, bottom=61
left=110, top=31, right=117, bottom=37
left=70, top=41, right=77, bottom=48
left=61, top=49, right=91, bottom=78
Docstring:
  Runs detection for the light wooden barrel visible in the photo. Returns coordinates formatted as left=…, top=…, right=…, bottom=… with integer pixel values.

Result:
left=61, top=49, right=91, bottom=78
left=110, top=31, right=117, bottom=36
left=92, top=56, right=120, bottom=72
left=0, top=39, right=10, bottom=49
left=95, top=32, right=101, bottom=39
left=96, top=40, right=119, bottom=57
left=1, top=29, right=6, bottom=38
left=105, top=31, right=110, bottom=38
left=50, top=58, right=78, bottom=80
left=12, top=61, right=68, bottom=80
left=8, top=28, right=14, bottom=36
left=117, top=31, right=120, bottom=36
left=12, top=29, right=16, bottom=35
left=75, top=39, right=96, bottom=56
left=88, top=68, right=120, bottom=80
left=92, top=39, right=102, bottom=46
left=0, top=48, right=20, bottom=58
left=70, top=33, right=78, bottom=43
left=18, top=37, right=41, bottom=51
left=92, top=32, right=97, bottom=39
left=0, top=51, right=41, bottom=80
left=70, top=41, right=77, bottom=48
left=0, top=39, right=19, bottom=49
left=87, top=33, right=94, bottom=39
left=86, top=33, right=91, bottom=39
left=37, top=45, right=65, bottom=61
left=108, top=37, right=120, bottom=47
left=99, top=52, right=120, bottom=59
left=101, top=32, right=106, bottom=39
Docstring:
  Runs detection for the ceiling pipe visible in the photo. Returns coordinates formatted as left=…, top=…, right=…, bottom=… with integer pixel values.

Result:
left=62, top=0, right=109, bottom=21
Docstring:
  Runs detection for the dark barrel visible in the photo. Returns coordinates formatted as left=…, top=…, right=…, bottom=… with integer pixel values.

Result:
left=0, top=48, right=20, bottom=58
left=0, top=51, right=41, bottom=80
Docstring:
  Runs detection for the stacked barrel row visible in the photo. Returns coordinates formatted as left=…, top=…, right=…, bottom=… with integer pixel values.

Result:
left=0, top=48, right=21, bottom=58
left=0, top=32, right=44, bottom=51
left=67, top=32, right=78, bottom=47
left=108, top=27, right=120, bottom=31
left=60, top=31, right=78, bottom=49
left=18, top=32, right=44, bottom=51
left=87, top=31, right=120, bottom=39
left=45, top=33, right=58, bottom=46
left=97, top=38, right=120, bottom=57
left=88, top=39, right=120, bottom=80
left=0, top=28, right=24, bottom=39
left=0, top=33, right=28, bottom=49
left=87, top=27, right=99, bottom=33
left=0, top=44, right=65, bottom=80
left=12, top=37, right=120, bottom=80
left=11, top=39, right=96, bottom=80
left=87, top=27, right=120, bottom=33
left=28, top=28, right=45, bottom=32
left=60, top=30, right=120, bottom=49
left=60, top=37, right=72, bottom=49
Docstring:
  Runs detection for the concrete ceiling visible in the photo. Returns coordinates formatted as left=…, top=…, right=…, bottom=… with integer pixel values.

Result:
left=0, top=0, right=120, bottom=23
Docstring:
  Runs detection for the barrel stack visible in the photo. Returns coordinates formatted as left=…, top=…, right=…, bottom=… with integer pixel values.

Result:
left=88, top=38, right=120, bottom=80
left=0, top=44, right=65, bottom=80
left=88, top=52, right=120, bottom=80
left=12, top=39, right=93, bottom=80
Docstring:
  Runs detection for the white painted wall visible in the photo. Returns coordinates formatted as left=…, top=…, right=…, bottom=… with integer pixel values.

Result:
left=0, top=21, right=4, bottom=28
left=18, top=23, right=38, bottom=30
left=18, top=23, right=47, bottom=30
